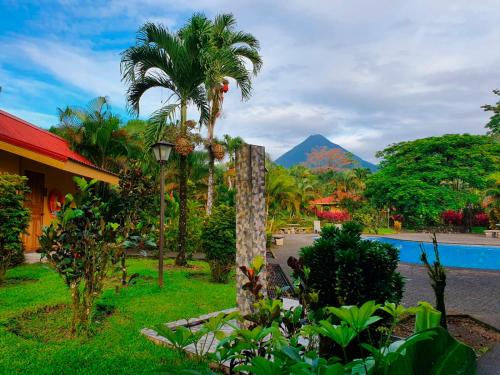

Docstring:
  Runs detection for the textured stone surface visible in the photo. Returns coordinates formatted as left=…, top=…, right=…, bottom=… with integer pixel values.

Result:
left=235, top=144, right=267, bottom=317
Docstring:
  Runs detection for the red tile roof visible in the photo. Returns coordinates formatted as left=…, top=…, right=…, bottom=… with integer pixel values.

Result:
left=310, top=196, right=336, bottom=205
left=0, top=109, right=93, bottom=166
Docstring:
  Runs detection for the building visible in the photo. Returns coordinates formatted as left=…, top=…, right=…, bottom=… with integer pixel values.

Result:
left=0, top=109, right=118, bottom=252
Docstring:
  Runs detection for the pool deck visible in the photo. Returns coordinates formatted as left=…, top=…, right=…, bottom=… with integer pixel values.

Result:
left=272, top=233, right=500, bottom=330
left=370, top=232, right=500, bottom=246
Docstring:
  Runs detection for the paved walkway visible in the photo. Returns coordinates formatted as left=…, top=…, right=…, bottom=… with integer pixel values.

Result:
left=272, top=234, right=500, bottom=329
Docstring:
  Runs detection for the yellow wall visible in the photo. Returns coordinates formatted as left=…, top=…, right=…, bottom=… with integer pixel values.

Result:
left=0, top=149, right=20, bottom=174
left=19, top=158, right=77, bottom=227
left=0, top=150, right=78, bottom=228
left=1, top=148, right=118, bottom=250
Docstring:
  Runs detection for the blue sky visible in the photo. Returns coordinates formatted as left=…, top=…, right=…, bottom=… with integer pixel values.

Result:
left=1, top=1, right=499, bottom=162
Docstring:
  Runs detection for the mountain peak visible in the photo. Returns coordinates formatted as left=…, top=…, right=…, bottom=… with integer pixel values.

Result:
left=275, top=134, right=377, bottom=171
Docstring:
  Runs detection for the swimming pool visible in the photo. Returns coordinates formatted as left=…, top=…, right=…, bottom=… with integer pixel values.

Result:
left=365, top=236, right=500, bottom=271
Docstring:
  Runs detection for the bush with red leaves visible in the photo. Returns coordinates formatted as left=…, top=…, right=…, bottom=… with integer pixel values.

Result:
left=473, top=213, right=489, bottom=227
left=315, top=209, right=351, bottom=223
left=441, top=210, right=463, bottom=226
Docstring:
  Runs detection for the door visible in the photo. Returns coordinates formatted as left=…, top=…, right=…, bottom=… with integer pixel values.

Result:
left=23, top=171, right=45, bottom=252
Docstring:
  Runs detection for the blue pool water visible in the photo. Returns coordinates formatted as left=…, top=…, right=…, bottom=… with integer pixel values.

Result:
left=365, top=237, right=500, bottom=271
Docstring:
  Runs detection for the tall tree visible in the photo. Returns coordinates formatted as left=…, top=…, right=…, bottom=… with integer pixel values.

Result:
left=203, top=14, right=262, bottom=215
left=121, top=19, right=209, bottom=266
left=365, top=134, right=499, bottom=226
left=482, top=89, right=500, bottom=137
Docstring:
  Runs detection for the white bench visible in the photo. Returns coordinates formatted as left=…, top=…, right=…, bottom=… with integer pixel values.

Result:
left=484, top=230, right=500, bottom=238
left=272, top=234, right=285, bottom=246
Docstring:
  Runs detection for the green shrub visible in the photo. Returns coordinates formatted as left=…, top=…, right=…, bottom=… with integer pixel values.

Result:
left=0, top=174, right=30, bottom=284
left=202, top=205, right=236, bottom=283
left=352, top=204, right=383, bottom=233
left=39, top=177, right=118, bottom=335
left=299, top=221, right=404, bottom=308
left=165, top=199, right=205, bottom=258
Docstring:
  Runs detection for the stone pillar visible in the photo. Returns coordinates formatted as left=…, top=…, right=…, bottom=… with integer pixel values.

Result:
left=235, top=144, right=267, bottom=317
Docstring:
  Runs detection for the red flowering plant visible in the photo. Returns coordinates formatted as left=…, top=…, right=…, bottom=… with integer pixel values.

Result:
left=314, top=209, right=351, bottom=223
left=441, top=210, right=463, bottom=226
left=473, top=212, right=489, bottom=227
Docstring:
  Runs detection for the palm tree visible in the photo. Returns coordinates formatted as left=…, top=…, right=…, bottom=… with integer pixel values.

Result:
left=223, top=134, right=245, bottom=166
left=121, top=19, right=209, bottom=266
left=54, top=96, right=134, bottom=172
left=204, top=14, right=262, bottom=215
left=266, top=165, right=302, bottom=216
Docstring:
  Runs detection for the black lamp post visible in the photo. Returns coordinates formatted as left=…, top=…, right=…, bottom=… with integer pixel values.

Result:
left=152, top=141, right=174, bottom=288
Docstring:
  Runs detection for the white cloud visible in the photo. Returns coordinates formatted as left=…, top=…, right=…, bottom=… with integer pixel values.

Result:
left=1, top=0, right=499, bottom=162
left=3, top=108, right=58, bottom=128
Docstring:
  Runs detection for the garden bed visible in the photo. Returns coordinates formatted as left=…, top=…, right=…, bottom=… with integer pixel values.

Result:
left=395, top=315, right=500, bottom=356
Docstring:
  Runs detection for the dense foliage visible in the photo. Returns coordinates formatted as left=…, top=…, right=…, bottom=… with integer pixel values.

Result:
left=202, top=205, right=236, bottom=283
left=52, top=96, right=141, bottom=172
left=0, top=174, right=30, bottom=284
left=297, top=222, right=404, bottom=309
left=39, top=178, right=119, bottom=335
left=366, top=134, right=499, bottom=227
left=158, top=296, right=475, bottom=374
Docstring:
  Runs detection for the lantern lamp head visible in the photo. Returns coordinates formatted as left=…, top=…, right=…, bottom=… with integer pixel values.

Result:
left=152, top=141, right=174, bottom=163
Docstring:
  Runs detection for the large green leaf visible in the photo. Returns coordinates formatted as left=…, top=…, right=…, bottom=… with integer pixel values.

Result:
left=387, top=327, right=476, bottom=375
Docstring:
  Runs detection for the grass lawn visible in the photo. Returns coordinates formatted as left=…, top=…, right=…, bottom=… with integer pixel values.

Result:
left=0, top=258, right=235, bottom=374
left=362, top=227, right=397, bottom=235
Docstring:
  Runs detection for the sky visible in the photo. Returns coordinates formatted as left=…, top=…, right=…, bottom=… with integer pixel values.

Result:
left=1, top=0, right=499, bottom=162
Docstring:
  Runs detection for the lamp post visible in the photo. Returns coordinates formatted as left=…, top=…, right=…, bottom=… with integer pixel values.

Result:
left=152, top=141, right=174, bottom=288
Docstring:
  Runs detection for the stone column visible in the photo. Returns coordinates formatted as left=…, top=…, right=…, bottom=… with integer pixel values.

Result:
left=235, top=144, right=267, bottom=317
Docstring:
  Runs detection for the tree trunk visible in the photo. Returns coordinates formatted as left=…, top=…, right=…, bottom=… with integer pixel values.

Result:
left=70, top=283, right=80, bottom=335
left=206, top=151, right=215, bottom=215
left=206, top=92, right=219, bottom=216
left=176, top=154, right=188, bottom=266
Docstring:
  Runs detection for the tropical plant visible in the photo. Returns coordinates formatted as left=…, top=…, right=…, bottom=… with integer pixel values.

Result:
left=223, top=134, right=245, bottom=166
left=0, top=174, right=30, bottom=284
left=165, top=199, right=206, bottom=259
left=202, top=205, right=236, bottom=283
left=54, top=96, right=137, bottom=172
left=420, top=234, right=447, bottom=329
left=352, top=204, right=383, bottom=233
left=180, top=300, right=476, bottom=374
left=266, top=164, right=302, bottom=216
left=296, top=222, right=404, bottom=309
left=121, top=18, right=210, bottom=266
left=203, top=14, right=262, bottom=215
left=115, top=163, right=157, bottom=285
left=39, top=177, right=118, bottom=335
